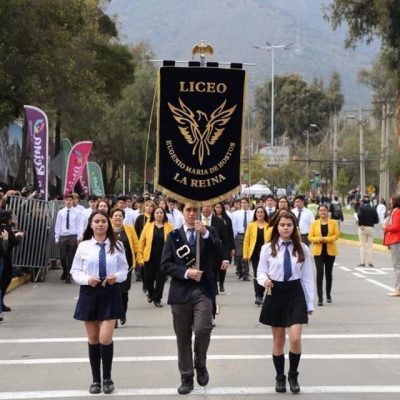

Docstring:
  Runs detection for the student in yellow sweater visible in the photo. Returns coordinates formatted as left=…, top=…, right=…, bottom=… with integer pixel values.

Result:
left=308, top=204, right=339, bottom=306
left=243, top=206, right=269, bottom=305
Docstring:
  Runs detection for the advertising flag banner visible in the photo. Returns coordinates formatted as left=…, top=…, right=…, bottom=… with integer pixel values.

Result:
left=61, top=138, right=72, bottom=193
left=64, top=141, right=92, bottom=195
left=156, top=66, right=246, bottom=205
left=80, top=163, right=90, bottom=196
left=88, top=162, right=105, bottom=197
left=24, top=105, right=49, bottom=200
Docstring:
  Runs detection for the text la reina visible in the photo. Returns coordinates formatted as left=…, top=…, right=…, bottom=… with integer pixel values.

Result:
left=173, top=172, right=226, bottom=187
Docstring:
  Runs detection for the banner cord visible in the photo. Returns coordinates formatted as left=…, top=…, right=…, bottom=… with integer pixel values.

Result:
left=143, top=80, right=158, bottom=197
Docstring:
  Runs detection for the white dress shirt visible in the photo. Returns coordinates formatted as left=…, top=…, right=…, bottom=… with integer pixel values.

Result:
left=54, top=206, right=82, bottom=242
left=78, top=207, right=96, bottom=240
left=257, top=240, right=314, bottom=312
left=292, top=207, right=315, bottom=235
left=71, top=238, right=128, bottom=285
left=169, top=209, right=185, bottom=229
left=232, top=209, right=254, bottom=237
left=123, top=207, right=136, bottom=226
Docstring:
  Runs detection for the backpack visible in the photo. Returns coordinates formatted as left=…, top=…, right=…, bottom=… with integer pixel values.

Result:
left=331, top=203, right=342, bottom=219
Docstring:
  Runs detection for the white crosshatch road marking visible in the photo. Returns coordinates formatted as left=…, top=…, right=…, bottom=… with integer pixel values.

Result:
left=2, top=386, right=400, bottom=399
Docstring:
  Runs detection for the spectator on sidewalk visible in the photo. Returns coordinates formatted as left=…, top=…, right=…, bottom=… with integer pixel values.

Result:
left=357, top=197, right=379, bottom=267
left=329, top=196, right=344, bottom=227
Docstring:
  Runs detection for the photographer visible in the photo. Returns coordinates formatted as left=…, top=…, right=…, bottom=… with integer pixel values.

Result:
left=0, top=210, right=24, bottom=312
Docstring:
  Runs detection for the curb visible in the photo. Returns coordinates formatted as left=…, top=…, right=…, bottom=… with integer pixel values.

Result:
left=338, top=239, right=390, bottom=253
left=6, top=274, right=31, bottom=294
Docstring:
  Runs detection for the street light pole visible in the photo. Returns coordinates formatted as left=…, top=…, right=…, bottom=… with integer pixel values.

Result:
left=359, top=107, right=366, bottom=196
left=253, top=42, right=294, bottom=147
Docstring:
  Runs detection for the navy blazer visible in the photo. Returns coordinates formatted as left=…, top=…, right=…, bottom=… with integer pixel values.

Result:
left=161, top=226, right=222, bottom=305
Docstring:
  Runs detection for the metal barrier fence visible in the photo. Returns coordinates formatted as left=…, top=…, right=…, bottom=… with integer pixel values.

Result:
left=5, top=196, right=64, bottom=281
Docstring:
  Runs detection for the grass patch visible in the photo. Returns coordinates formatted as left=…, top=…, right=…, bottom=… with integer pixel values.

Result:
left=340, top=231, right=383, bottom=245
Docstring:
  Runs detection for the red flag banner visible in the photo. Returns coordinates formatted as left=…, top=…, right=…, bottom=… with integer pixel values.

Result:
left=63, top=141, right=92, bottom=195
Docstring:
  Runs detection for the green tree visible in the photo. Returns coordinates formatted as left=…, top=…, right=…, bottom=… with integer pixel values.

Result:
left=324, top=1, right=400, bottom=137
left=336, top=168, right=351, bottom=200
left=254, top=73, right=344, bottom=143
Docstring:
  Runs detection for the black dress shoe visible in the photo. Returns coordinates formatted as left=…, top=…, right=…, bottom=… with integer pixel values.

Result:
left=288, top=371, right=300, bottom=393
left=2, top=305, right=11, bottom=312
left=89, top=382, right=101, bottom=394
left=103, top=379, right=114, bottom=394
left=243, top=276, right=250, bottom=281
left=120, top=318, right=126, bottom=325
left=196, top=367, right=209, bottom=386
left=255, top=296, right=263, bottom=306
left=154, top=302, right=163, bottom=308
left=327, top=297, right=332, bottom=303
left=219, top=284, right=225, bottom=292
left=177, top=377, right=194, bottom=394
left=65, top=275, right=72, bottom=284
left=318, top=300, right=323, bottom=306
left=60, top=272, right=65, bottom=280
left=147, top=296, right=153, bottom=303
left=275, top=374, right=286, bottom=393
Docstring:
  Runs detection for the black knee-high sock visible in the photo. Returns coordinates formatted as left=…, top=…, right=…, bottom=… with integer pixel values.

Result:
left=100, top=342, right=114, bottom=380
left=289, top=351, right=301, bottom=373
left=273, top=354, right=285, bottom=377
left=88, top=343, right=101, bottom=383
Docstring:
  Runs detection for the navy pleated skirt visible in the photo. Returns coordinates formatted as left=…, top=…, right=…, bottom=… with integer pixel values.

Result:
left=259, top=279, right=308, bottom=327
left=74, top=283, right=124, bottom=321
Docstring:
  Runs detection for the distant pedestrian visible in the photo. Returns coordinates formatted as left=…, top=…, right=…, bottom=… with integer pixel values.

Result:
left=257, top=211, right=314, bottom=393
left=329, top=196, right=344, bottom=226
left=376, top=198, right=387, bottom=225
left=71, top=210, right=128, bottom=394
left=357, top=197, right=379, bottom=267
left=291, top=195, right=315, bottom=246
left=383, top=195, right=400, bottom=297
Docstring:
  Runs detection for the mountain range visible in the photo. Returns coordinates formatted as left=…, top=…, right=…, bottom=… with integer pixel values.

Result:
left=105, top=0, right=380, bottom=107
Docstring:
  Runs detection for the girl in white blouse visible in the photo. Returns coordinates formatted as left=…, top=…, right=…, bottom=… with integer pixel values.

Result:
left=71, top=210, right=128, bottom=395
left=257, top=211, right=314, bottom=394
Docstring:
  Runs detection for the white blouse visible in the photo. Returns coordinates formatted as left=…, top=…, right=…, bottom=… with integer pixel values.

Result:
left=257, top=239, right=314, bottom=311
left=71, top=238, right=128, bottom=286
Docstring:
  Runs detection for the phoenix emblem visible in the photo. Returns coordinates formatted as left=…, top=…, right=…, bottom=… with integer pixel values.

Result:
left=168, top=98, right=237, bottom=165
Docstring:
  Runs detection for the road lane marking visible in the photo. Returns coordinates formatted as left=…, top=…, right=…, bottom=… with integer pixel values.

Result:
left=365, top=278, right=394, bottom=291
left=338, top=266, right=352, bottom=272
left=2, top=353, right=400, bottom=365
left=1, top=333, right=400, bottom=344
left=2, top=386, right=400, bottom=399
left=352, top=272, right=365, bottom=278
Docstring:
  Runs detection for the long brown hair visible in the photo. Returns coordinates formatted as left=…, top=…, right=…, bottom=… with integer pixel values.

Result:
left=82, top=210, right=121, bottom=253
left=269, top=211, right=305, bottom=263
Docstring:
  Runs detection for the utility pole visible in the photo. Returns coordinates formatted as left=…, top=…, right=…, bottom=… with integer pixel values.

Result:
left=379, top=103, right=390, bottom=202
left=359, top=107, right=366, bottom=196
left=332, top=113, right=338, bottom=192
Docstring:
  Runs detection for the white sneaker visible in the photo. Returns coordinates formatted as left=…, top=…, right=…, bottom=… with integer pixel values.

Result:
left=387, top=291, right=400, bottom=297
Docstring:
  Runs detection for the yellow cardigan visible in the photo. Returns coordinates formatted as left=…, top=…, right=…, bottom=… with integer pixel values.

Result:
left=243, top=221, right=269, bottom=260
left=137, top=221, right=174, bottom=264
left=308, top=219, right=339, bottom=256
left=123, top=224, right=140, bottom=267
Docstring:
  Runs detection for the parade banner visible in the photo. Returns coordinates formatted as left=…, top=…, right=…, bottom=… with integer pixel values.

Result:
left=156, top=66, right=246, bottom=205
left=24, top=105, right=49, bottom=200
left=63, top=141, right=92, bottom=195
left=88, top=162, right=105, bottom=197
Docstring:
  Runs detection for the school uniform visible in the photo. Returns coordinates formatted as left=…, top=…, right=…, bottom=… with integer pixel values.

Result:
left=71, top=238, right=128, bottom=321
left=257, top=240, right=314, bottom=327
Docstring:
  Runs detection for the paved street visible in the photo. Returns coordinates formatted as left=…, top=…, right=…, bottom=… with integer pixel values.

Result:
left=0, top=243, right=399, bottom=399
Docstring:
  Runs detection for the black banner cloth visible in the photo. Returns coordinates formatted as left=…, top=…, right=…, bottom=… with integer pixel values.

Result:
left=156, top=66, right=246, bottom=205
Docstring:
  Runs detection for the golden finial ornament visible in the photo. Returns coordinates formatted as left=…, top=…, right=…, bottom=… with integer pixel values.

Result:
left=192, top=40, right=214, bottom=66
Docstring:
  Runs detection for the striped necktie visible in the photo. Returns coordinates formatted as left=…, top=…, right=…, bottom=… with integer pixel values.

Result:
left=283, top=242, right=292, bottom=281
left=188, top=228, right=195, bottom=253
left=97, top=242, right=107, bottom=279
left=66, top=209, right=70, bottom=230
